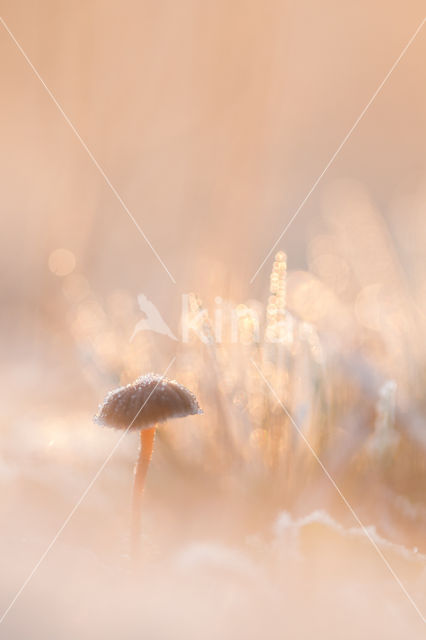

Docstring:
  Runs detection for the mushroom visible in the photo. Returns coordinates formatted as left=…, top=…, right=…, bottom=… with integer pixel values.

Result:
left=94, top=373, right=202, bottom=559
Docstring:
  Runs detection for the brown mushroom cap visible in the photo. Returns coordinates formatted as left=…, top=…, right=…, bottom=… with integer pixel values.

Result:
left=94, top=373, right=202, bottom=430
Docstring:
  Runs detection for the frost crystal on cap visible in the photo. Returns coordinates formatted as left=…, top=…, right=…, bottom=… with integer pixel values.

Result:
left=94, top=373, right=202, bottom=430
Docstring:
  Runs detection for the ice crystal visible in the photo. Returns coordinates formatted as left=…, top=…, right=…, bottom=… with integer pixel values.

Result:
left=94, top=373, right=202, bottom=430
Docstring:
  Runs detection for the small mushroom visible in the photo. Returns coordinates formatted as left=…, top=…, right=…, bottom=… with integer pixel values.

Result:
left=94, top=373, right=202, bottom=559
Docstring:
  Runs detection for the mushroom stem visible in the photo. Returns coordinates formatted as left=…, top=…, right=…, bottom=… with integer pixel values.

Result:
left=131, top=425, right=156, bottom=560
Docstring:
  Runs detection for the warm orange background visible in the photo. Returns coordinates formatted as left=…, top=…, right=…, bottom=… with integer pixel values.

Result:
left=1, top=2, right=425, bottom=311
left=1, top=5, right=426, bottom=638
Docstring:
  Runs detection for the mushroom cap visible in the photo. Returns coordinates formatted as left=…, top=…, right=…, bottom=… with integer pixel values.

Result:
left=94, top=373, right=202, bottom=430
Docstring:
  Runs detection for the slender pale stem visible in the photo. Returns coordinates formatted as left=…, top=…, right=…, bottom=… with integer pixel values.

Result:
left=131, top=425, right=156, bottom=560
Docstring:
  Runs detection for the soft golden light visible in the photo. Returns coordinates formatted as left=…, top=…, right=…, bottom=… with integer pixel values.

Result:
left=48, top=248, right=76, bottom=277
